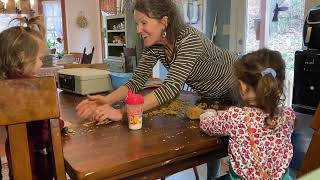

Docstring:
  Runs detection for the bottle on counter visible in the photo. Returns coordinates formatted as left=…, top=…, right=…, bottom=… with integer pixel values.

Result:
left=125, top=90, right=144, bottom=130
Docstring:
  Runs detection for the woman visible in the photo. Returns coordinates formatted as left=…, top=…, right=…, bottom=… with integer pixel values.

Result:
left=76, top=0, right=237, bottom=178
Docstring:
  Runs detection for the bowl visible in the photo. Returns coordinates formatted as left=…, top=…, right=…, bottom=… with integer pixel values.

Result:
left=109, top=72, right=133, bottom=89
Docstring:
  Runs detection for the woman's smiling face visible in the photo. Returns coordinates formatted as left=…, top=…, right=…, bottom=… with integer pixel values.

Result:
left=134, top=10, right=166, bottom=47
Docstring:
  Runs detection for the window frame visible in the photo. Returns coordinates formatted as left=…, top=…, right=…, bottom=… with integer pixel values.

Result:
left=38, top=0, right=68, bottom=52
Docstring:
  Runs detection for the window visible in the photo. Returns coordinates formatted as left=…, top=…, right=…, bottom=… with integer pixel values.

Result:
left=0, top=14, right=28, bottom=32
left=42, top=1, right=64, bottom=53
left=245, top=0, right=305, bottom=73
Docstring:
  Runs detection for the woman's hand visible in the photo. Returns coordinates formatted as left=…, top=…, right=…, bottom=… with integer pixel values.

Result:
left=76, top=95, right=107, bottom=119
left=92, top=104, right=123, bottom=122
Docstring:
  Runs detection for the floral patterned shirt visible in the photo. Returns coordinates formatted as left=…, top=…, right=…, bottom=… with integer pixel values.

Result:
left=200, top=106, right=295, bottom=180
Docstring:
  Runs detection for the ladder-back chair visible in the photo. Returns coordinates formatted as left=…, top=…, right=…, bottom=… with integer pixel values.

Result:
left=0, top=76, right=66, bottom=180
left=81, top=47, right=95, bottom=64
left=69, top=52, right=83, bottom=64
left=123, top=47, right=137, bottom=73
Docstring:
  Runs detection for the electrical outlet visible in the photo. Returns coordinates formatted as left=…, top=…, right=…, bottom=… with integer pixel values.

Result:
left=223, top=24, right=230, bottom=35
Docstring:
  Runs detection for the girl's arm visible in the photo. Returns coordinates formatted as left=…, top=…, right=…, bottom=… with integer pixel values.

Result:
left=199, top=107, right=235, bottom=136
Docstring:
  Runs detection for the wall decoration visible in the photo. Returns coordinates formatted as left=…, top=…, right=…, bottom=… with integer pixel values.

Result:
left=76, top=11, right=88, bottom=29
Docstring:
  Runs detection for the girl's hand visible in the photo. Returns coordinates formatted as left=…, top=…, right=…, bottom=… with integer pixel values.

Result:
left=92, top=104, right=123, bottom=122
left=204, top=109, right=218, bottom=116
left=63, top=121, right=73, bottom=128
left=76, top=95, right=107, bottom=119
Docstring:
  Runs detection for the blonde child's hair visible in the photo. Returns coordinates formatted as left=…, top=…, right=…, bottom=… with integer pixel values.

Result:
left=233, top=48, right=286, bottom=128
left=0, top=16, right=46, bottom=79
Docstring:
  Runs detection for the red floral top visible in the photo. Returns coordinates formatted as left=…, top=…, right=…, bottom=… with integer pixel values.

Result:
left=200, top=106, right=295, bottom=180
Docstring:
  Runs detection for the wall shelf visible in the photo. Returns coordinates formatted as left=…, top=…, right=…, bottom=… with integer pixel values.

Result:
left=104, top=13, right=138, bottom=73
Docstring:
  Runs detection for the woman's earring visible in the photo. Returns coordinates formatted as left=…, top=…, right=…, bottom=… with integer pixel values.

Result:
left=162, top=31, right=167, bottom=38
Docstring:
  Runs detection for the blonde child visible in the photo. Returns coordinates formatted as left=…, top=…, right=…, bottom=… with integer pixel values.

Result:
left=0, top=16, right=66, bottom=180
left=200, top=49, right=295, bottom=180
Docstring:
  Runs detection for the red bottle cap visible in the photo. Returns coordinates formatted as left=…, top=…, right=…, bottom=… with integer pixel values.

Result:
left=125, top=90, right=144, bottom=105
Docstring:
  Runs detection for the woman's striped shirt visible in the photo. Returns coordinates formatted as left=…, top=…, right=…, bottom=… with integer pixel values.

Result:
left=125, top=26, right=238, bottom=105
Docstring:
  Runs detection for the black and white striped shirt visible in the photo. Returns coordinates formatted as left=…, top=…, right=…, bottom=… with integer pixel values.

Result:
left=125, top=26, right=238, bottom=105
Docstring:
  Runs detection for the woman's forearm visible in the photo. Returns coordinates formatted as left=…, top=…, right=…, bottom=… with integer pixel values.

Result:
left=142, top=92, right=160, bottom=112
left=104, top=85, right=129, bottom=104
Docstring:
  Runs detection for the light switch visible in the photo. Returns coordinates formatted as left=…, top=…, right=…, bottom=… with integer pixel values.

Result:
left=223, top=24, right=230, bottom=35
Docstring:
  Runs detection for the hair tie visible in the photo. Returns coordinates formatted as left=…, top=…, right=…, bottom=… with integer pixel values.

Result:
left=261, top=68, right=276, bottom=78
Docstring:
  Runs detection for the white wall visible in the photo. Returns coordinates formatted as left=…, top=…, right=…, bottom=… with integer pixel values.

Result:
left=65, top=0, right=102, bottom=63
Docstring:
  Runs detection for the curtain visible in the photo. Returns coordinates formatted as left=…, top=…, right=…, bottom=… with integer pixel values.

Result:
left=101, top=0, right=117, bottom=14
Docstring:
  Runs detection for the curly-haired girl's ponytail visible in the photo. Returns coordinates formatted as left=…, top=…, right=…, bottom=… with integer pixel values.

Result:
left=10, top=15, right=45, bottom=39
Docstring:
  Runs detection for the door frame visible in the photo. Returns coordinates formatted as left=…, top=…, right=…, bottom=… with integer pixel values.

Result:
left=230, top=0, right=272, bottom=53
left=229, top=0, right=247, bottom=53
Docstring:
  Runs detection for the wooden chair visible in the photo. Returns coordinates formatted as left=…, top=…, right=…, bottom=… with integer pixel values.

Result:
left=0, top=77, right=66, bottom=180
left=69, top=52, right=83, bottom=64
left=183, top=83, right=193, bottom=92
left=123, top=47, right=137, bottom=72
left=298, top=103, right=320, bottom=177
left=81, top=47, right=95, bottom=64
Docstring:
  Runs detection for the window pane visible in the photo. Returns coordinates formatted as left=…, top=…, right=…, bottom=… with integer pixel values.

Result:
left=267, top=0, right=305, bottom=75
left=0, top=14, right=28, bottom=32
left=246, top=0, right=261, bottom=53
left=43, top=1, right=64, bottom=53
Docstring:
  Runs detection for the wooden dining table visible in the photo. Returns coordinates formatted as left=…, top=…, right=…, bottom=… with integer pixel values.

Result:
left=59, top=90, right=228, bottom=180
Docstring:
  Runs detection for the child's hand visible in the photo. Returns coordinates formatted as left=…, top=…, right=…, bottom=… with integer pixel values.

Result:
left=87, top=95, right=108, bottom=104
left=204, top=109, right=218, bottom=116
left=92, top=104, right=123, bottom=122
left=76, top=95, right=107, bottom=119
left=63, top=121, right=73, bottom=128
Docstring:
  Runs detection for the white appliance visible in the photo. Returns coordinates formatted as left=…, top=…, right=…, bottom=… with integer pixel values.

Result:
left=58, top=68, right=112, bottom=95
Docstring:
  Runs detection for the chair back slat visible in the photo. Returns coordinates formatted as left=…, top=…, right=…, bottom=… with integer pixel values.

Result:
left=183, top=83, right=193, bottom=92
left=8, top=124, right=32, bottom=180
left=69, top=52, right=83, bottom=64
left=123, top=47, right=137, bottom=72
left=0, top=77, right=59, bottom=125
left=50, top=119, right=66, bottom=179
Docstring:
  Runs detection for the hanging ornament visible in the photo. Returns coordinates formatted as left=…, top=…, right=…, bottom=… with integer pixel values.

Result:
left=76, top=11, right=88, bottom=29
